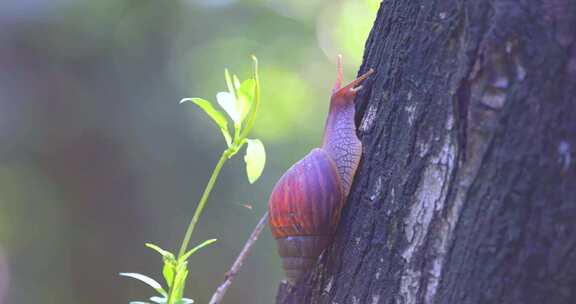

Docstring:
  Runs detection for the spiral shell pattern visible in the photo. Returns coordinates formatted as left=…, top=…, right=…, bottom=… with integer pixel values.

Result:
left=268, top=148, right=345, bottom=283
left=268, top=148, right=345, bottom=239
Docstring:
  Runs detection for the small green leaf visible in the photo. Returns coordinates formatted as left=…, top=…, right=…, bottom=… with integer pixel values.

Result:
left=177, top=298, right=195, bottom=304
left=145, top=243, right=175, bottom=261
left=233, top=74, right=241, bottom=90
left=162, top=260, right=175, bottom=288
left=238, top=79, right=256, bottom=121
left=172, top=265, right=189, bottom=300
left=144, top=243, right=177, bottom=288
left=216, top=92, right=240, bottom=125
left=120, top=273, right=167, bottom=297
left=179, top=239, right=217, bottom=263
left=244, top=139, right=266, bottom=184
left=224, top=69, right=236, bottom=97
left=129, top=301, right=151, bottom=304
left=239, top=56, right=261, bottom=139
left=179, top=97, right=232, bottom=146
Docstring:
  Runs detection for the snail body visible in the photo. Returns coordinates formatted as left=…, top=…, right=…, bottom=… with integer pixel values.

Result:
left=268, top=57, right=374, bottom=284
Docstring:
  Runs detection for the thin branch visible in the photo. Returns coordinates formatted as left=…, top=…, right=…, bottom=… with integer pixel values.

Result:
left=209, top=211, right=269, bottom=304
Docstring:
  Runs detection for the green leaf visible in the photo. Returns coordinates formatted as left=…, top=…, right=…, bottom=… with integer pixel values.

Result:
left=162, top=260, right=175, bottom=288
left=238, top=79, right=256, bottom=121
left=177, top=298, right=194, bottom=304
left=239, top=55, right=261, bottom=139
left=233, top=74, right=241, bottom=90
left=216, top=92, right=240, bottom=125
left=179, top=239, right=217, bottom=263
left=244, top=139, right=266, bottom=184
left=145, top=243, right=175, bottom=261
left=224, top=69, right=236, bottom=97
left=144, top=243, right=177, bottom=288
left=172, top=265, right=189, bottom=300
left=129, top=301, right=151, bottom=304
left=179, top=98, right=232, bottom=146
left=120, top=273, right=168, bottom=297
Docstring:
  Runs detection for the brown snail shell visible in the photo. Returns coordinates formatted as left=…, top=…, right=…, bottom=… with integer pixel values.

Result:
left=268, top=148, right=345, bottom=283
left=276, top=235, right=333, bottom=284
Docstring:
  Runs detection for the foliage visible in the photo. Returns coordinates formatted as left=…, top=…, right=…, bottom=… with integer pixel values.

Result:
left=121, top=56, right=265, bottom=304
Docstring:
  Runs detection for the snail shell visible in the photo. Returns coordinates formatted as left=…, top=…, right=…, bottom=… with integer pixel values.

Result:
left=268, top=148, right=345, bottom=283
left=276, top=235, right=332, bottom=284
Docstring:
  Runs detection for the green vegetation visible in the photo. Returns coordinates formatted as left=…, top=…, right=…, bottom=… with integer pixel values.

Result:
left=121, top=57, right=265, bottom=304
left=0, top=1, right=379, bottom=303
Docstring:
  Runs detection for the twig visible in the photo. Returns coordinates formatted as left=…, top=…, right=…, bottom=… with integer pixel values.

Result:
left=209, top=211, right=269, bottom=304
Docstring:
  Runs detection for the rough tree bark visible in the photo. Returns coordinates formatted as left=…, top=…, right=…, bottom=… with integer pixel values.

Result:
left=277, top=1, right=576, bottom=303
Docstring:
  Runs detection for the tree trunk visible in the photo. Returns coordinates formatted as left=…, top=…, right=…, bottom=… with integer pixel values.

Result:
left=277, top=1, right=576, bottom=303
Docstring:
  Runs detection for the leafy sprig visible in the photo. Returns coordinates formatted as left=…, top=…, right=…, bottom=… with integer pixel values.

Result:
left=180, top=55, right=265, bottom=182
left=122, top=56, right=265, bottom=304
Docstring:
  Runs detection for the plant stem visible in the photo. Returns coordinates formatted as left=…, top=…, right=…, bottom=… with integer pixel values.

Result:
left=209, top=212, right=269, bottom=304
left=178, top=150, right=229, bottom=258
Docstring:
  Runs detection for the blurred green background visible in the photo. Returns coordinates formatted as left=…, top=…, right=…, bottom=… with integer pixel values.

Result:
left=0, top=0, right=378, bottom=303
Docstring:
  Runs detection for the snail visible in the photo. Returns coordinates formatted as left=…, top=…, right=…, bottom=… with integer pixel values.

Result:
left=268, top=56, right=374, bottom=284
